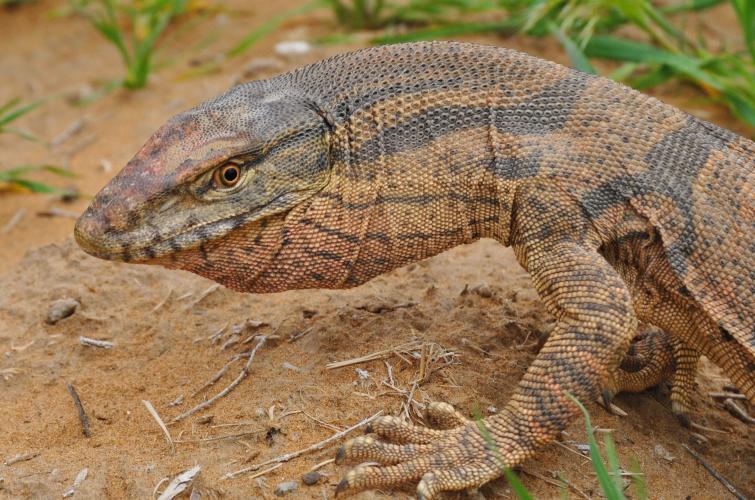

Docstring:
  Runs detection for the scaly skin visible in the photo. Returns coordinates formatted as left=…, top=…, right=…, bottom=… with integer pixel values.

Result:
left=614, top=327, right=700, bottom=426
left=74, top=42, right=754, bottom=498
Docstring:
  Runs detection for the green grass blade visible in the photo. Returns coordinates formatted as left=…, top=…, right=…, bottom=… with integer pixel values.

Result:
left=471, top=409, right=533, bottom=500
left=608, top=62, right=639, bottom=81
left=0, top=97, right=22, bottom=117
left=724, top=92, right=755, bottom=128
left=0, top=164, right=75, bottom=179
left=629, top=457, right=647, bottom=500
left=565, top=393, right=625, bottom=500
left=227, top=0, right=321, bottom=57
left=0, top=98, right=42, bottom=128
left=0, top=164, right=73, bottom=194
left=585, top=35, right=720, bottom=89
left=730, top=0, right=755, bottom=61
left=3, top=178, right=61, bottom=193
left=547, top=21, right=597, bottom=74
left=629, top=65, right=675, bottom=89
left=661, top=0, right=725, bottom=15
left=1, top=126, right=42, bottom=143
left=502, top=466, right=534, bottom=500
left=586, top=35, right=755, bottom=127
left=37, top=165, right=77, bottom=178
left=603, top=433, right=623, bottom=492
left=372, top=19, right=520, bottom=44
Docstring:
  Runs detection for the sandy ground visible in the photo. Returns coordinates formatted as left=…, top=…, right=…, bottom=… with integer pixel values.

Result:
left=0, top=1, right=752, bottom=499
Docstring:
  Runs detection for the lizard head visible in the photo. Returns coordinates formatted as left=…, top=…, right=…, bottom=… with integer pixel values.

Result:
left=74, top=82, right=333, bottom=267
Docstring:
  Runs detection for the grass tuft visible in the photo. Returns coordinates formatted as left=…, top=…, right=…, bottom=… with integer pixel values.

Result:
left=70, top=0, right=188, bottom=89
left=0, top=165, right=76, bottom=194
left=0, top=98, right=72, bottom=194
left=0, top=97, right=43, bottom=142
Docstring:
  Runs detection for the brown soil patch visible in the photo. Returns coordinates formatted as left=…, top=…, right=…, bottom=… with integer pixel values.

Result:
left=1, top=1, right=752, bottom=499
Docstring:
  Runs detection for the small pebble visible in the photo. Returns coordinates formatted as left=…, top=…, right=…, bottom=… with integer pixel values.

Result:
left=301, top=471, right=323, bottom=486
left=274, top=480, right=298, bottom=496
left=46, top=298, right=80, bottom=324
left=275, top=41, right=311, bottom=57
left=197, top=415, right=214, bottom=425
left=355, top=368, right=369, bottom=380
left=654, top=444, right=675, bottom=462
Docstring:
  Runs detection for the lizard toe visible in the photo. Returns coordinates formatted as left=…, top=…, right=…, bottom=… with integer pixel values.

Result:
left=336, top=434, right=436, bottom=465
left=416, top=462, right=501, bottom=499
left=365, top=415, right=460, bottom=444
left=425, top=401, right=471, bottom=429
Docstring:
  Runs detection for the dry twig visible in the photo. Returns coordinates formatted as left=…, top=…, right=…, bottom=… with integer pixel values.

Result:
left=289, top=326, right=314, bottom=342
left=244, top=463, right=283, bottom=480
left=4, top=451, right=39, bottom=466
left=190, top=356, right=243, bottom=398
left=185, top=284, right=220, bottom=309
left=143, top=400, right=174, bottom=452
left=51, top=119, right=85, bottom=149
left=521, top=469, right=590, bottom=500
left=153, top=289, right=174, bottom=312
left=222, top=411, right=382, bottom=480
left=67, top=383, right=91, bottom=438
left=37, top=207, right=81, bottom=219
left=326, top=341, right=423, bottom=370
left=682, top=444, right=746, bottom=500
left=156, top=465, right=201, bottom=500
left=174, top=431, right=262, bottom=444
left=1, top=208, right=26, bottom=235
left=309, top=458, right=335, bottom=471
left=79, top=336, right=114, bottom=349
left=171, top=336, right=268, bottom=423
left=460, top=337, right=501, bottom=358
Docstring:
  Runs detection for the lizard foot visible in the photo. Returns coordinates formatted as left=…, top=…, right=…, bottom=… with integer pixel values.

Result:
left=336, top=403, right=500, bottom=498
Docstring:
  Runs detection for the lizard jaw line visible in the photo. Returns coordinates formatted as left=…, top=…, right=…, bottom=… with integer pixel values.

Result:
left=76, top=212, right=249, bottom=263
left=75, top=191, right=306, bottom=263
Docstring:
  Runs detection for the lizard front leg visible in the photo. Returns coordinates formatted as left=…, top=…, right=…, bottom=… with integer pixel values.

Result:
left=335, top=186, right=638, bottom=498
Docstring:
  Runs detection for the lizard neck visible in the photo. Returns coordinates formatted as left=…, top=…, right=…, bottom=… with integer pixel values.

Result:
left=289, top=119, right=516, bottom=289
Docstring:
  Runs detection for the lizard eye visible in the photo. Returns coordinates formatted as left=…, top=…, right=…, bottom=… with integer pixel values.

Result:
left=213, top=163, right=241, bottom=188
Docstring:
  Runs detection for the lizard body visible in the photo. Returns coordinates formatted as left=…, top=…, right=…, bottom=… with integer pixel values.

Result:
left=75, top=42, right=754, bottom=498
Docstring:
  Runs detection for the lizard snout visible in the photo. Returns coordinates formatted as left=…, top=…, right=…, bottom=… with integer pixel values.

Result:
left=74, top=206, right=121, bottom=261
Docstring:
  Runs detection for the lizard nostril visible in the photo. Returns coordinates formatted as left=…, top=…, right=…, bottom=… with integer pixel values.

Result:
left=74, top=210, right=110, bottom=258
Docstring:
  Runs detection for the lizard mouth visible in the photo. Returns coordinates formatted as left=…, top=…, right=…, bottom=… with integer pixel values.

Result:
left=74, top=191, right=304, bottom=263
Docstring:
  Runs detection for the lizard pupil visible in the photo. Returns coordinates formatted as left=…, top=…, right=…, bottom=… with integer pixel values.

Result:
left=216, top=164, right=240, bottom=187
left=223, top=167, right=238, bottom=183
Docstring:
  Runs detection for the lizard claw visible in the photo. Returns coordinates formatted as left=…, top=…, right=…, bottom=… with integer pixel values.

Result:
left=335, top=404, right=501, bottom=498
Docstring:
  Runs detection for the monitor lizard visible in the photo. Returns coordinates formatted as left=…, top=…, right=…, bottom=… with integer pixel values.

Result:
left=74, top=41, right=754, bottom=498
